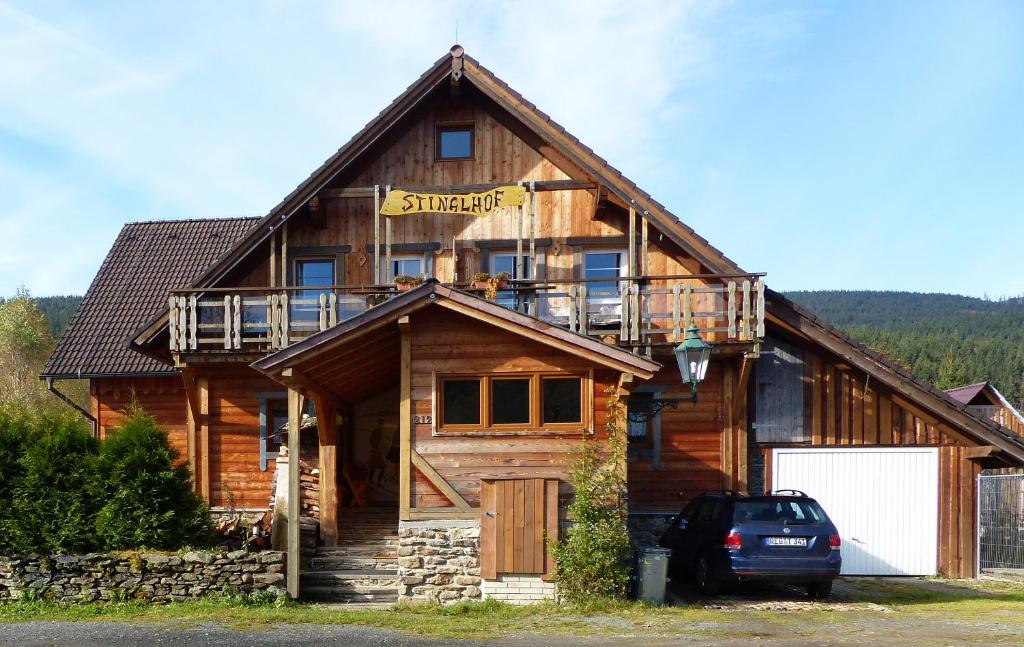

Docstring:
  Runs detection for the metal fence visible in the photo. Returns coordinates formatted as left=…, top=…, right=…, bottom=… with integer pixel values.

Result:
left=978, top=473, right=1024, bottom=574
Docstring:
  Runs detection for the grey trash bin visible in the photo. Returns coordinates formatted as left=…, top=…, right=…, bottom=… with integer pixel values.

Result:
left=636, top=547, right=671, bottom=605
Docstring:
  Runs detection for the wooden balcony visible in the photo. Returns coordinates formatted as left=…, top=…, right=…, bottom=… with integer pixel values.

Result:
left=168, top=274, right=765, bottom=355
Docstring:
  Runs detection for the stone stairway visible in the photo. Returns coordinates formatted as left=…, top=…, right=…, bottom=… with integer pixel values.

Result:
left=300, top=508, right=401, bottom=604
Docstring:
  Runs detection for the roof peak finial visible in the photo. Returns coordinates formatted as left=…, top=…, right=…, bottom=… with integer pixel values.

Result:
left=450, top=44, right=464, bottom=58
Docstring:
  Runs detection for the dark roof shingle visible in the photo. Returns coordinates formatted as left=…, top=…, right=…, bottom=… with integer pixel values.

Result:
left=42, top=217, right=257, bottom=378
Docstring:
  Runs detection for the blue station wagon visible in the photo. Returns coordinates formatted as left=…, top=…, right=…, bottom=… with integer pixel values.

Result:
left=659, top=490, right=842, bottom=598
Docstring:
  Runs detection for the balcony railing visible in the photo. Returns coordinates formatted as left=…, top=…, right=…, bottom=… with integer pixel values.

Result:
left=168, top=274, right=765, bottom=353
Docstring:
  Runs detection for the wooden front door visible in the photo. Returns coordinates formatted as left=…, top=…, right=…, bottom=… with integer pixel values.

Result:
left=480, top=478, right=559, bottom=579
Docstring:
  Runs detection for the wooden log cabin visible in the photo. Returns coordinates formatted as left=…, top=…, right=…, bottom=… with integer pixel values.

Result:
left=43, top=45, right=1024, bottom=602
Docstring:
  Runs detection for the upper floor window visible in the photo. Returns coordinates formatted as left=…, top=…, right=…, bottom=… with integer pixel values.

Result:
left=436, top=125, right=474, bottom=160
left=583, top=250, right=626, bottom=301
left=293, top=258, right=335, bottom=324
left=490, top=252, right=531, bottom=310
left=390, top=255, right=424, bottom=281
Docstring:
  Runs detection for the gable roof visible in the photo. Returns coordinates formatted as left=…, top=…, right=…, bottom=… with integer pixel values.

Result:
left=42, top=217, right=258, bottom=378
left=944, top=382, right=990, bottom=405
left=252, top=280, right=661, bottom=383
left=184, top=46, right=743, bottom=295
left=946, top=382, right=1024, bottom=426
left=766, top=289, right=1024, bottom=464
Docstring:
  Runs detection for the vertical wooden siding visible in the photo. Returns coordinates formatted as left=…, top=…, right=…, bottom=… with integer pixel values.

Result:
left=753, top=349, right=981, bottom=578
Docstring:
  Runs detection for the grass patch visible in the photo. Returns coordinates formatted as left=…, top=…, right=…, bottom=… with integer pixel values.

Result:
left=3, top=578, right=1024, bottom=638
left=0, top=596, right=729, bottom=638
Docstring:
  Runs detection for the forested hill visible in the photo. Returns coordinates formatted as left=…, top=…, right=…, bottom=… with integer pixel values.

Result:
left=34, top=295, right=83, bottom=337
left=784, top=290, right=1024, bottom=406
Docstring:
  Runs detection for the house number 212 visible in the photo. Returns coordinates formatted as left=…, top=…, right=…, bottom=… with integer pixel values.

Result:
left=412, top=415, right=433, bottom=424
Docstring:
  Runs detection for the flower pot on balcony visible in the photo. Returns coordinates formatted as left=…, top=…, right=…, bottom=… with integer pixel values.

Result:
left=394, top=274, right=423, bottom=292
left=473, top=280, right=490, bottom=290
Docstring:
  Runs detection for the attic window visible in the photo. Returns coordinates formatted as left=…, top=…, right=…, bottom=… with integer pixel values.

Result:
left=436, top=125, right=474, bottom=160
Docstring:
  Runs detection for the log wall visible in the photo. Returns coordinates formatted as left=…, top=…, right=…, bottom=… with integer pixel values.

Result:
left=409, top=308, right=619, bottom=509
left=91, top=376, right=188, bottom=463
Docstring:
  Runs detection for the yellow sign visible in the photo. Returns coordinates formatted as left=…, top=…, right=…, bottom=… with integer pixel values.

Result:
left=380, top=185, right=526, bottom=217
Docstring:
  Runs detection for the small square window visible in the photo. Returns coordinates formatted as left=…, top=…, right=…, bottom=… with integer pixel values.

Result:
left=542, top=377, right=582, bottom=424
left=442, top=379, right=481, bottom=425
left=491, top=378, right=531, bottom=425
left=437, top=125, right=474, bottom=160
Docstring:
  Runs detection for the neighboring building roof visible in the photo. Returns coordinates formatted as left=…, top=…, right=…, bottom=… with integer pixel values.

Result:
left=945, top=382, right=994, bottom=405
left=253, top=280, right=661, bottom=388
left=946, top=382, right=1024, bottom=426
left=42, top=217, right=258, bottom=378
left=766, top=289, right=1024, bottom=464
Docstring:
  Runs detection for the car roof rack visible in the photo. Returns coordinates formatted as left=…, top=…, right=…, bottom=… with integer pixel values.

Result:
left=769, top=489, right=809, bottom=497
left=701, top=489, right=745, bottom=497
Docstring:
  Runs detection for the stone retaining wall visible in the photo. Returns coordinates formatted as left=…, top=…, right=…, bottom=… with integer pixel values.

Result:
left=0, top=550, right=285, bottom=603
left=396, top=520, right=482, bottom=604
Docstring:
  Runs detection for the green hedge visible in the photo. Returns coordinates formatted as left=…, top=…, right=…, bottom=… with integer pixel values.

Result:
left=0, top=410, right=212, bottom=554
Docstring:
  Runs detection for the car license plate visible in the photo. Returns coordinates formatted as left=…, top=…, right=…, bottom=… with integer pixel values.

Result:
left=766, top=536, right=807, bottom=547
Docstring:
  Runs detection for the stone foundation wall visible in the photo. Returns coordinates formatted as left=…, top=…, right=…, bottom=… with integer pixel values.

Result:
left=396, top=520, right=482, bottom=603
left=481, top=574, right=557, bottom=604
left=629, top=513, right=676, bottom=548
left=0, top=551, right=285, bottom=603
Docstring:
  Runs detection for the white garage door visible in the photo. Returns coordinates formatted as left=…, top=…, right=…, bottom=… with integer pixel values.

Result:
left=772, top=447, right=938, bottom=576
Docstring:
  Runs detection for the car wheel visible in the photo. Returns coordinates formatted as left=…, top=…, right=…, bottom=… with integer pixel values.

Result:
left=807, top=580, right=833, bottom=600
left=696, top=555, right=720, bottom=596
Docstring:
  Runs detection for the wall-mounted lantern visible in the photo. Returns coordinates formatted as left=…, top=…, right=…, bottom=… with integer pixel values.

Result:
left=674, top=325, right=712, bottom=402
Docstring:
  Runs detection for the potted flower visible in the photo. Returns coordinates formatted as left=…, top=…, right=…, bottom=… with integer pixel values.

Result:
left=494, top=271, right=511, bottom=290
left=471, top=272, right=492, bottom=290
left=394, top=274, right=424, bottom=292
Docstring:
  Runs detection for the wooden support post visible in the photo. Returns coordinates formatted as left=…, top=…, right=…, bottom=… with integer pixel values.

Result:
left=181, top=368, right=201, bottom=494
left=641, top=213, right=649, bottom=276
left=385, top=185, right=392, bottom=282
left=811, top=355, right=823, bottom=444
left=516, top=197, right=524, bottom=280
left=315, top=397, right=338, bottom=547
left=199, top=377, right=210, bottom=502
left=529, top=182, right=537, bottom=279
left=722, top=364, right=735, bottom=489
left=286, top=387, right=301, bottom=599
left=281, top=222, right=288, bottom=287
left=373, top=184, right=381, bottom=284
left=270, top=229, right=277, bottom=288
left=626, top=203, right=634, bottom=276
left=398, top=315, right=412, bottom=520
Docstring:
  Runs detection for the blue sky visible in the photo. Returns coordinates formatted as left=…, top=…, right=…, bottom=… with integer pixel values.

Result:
left=1, top=0, right=1022, bottom=298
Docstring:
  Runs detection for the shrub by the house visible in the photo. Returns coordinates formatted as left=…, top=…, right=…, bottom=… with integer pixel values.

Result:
left=94, top=411, right=211, bottom=550
left=550, top=388, right=632, bottom=604
left=0, top=409, right=211, bottom=554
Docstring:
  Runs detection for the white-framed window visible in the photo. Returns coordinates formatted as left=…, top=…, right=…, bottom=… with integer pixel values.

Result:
left=583, top=250, right=626, bottom=301
left=490, top=252, right=531, bottom=310
left=386, top=255, right=425, bottom=282
left=292, top=257, right=335, bottom=325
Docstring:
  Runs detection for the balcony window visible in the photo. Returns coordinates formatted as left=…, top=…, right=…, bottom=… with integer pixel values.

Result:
left=436, top=125, right=474, bottom=160
left=490, top=252, right=530, bottom=310
left=390, top=255, right=424, bottom=281
left=292, top=258, right=335, bottom=328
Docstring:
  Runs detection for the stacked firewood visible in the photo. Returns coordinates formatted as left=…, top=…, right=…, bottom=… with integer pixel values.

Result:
left=211, top=510, right=274, bottom=551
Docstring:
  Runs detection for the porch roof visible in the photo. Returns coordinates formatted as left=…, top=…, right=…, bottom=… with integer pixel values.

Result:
left=251, top=280, right=660, bottom=401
